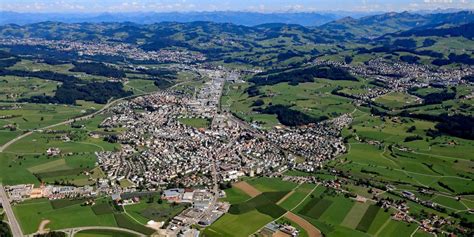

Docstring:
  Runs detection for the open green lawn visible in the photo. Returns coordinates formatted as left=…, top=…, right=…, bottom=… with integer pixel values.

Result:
left=337, top=110, right=474, bottom=196
left=124, top=197, right=187, bottom=225
left=378, top=220, right=418, bottom=237
left=13, top=198, right=117, bottom=234
left=0, top=111, right=118, bottom=185
left=124, top=79, right=159, bottom=94
left=246, top=177, right=298, bottom=192
left=374, top=92, right=421, bottom=109
left=75, top=229, right=138, bottom=237
left=222, top=78, right=361, bottom=128
left=0, top=101, right=102, bottom=131
left=222, top=187, right=251, bottom=204
left=0, top=75, right=58, bottom=102
left=340, top=202, right=370, bottom=229
left=279, top=183, right=316, bottom=210
left=203, top=210, right=273, bottom=237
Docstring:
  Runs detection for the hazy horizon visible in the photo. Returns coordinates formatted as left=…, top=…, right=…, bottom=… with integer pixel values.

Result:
left=1, top=0, right=473, bottom=13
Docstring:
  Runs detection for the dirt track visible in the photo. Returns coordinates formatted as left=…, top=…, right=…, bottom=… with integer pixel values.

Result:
left=233, top=181, right=262, bottom=197
left=276, top=190, right=295, bottom=205
left=285, top=212, right=322, bottom=237
left=37, top=219, right=51, bottom=234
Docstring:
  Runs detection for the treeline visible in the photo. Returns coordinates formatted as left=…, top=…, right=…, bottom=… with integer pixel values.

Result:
left=248, top=65, right=357, bottom=87
left=21, top=81, right=132, bottom=104
left=0, top=50, right=20, bottom=68
left=133, top=68, right=177, bottom=80
left=0, top=69, right=81, bottom=83
left=432, top=53, right=474, bottom=66
left=462, top=74, right=474, bottom=82
left=408, top=88, right=456, bottom=105
left=254, top=105, right=328, bottom=126
left=70, top=62, right=126, bottom=78
left=153, top=79, right=173, bottom=89
left=0, top=215, right=12, bottom=237
left=400, top=111, right=474, bottom=140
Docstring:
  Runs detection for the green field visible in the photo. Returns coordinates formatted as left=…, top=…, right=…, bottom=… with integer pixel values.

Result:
left=0, top=75, right=58, bottom=102
left=337, top=110, right=474, bottom=196
left=203, top=210, right=273, bottom=237
left=279, top=183, right=316, bottom=210
left=221, top=186, right=251, bottom=204
left=124, top=79, right=160, bottom=94
left=13, top=198, right=117, bottom=234
left=0, top=110, right=120, bottom=186
left=374, top=92, right=421, bottom=109
left=124, top=196, right=188, bottom=225
left=246, top=177, right=298, bottom=192
left=13, top=197, right=156, bottom=235
left=222, top=78, right=361, bottom=128
left=75, top=229, right=138, bottom=237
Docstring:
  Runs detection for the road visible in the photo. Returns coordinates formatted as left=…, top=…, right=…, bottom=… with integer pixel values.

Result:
left=0, top=81, right=192, bottom=153
left=0, top=184, right=23, bottom=237
left=0, top=79, right=193, bottom=153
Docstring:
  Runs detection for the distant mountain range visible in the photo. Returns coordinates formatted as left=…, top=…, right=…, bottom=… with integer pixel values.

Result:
left=0, top=11, right=348, bottom=26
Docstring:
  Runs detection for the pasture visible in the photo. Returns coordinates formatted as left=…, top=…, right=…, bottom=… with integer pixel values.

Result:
left=374, top=92, right=420, bottom=109
left=0, top=75, right=58, bottom=102
left=75, top=229, right=138, bottom=237
left=124, top=197, right=188, bottom=225
left=221, top=78, right=362, bottom=128
left=246, top=177, right=298, bottom=192
left=13, top=198, right=117, bottom=234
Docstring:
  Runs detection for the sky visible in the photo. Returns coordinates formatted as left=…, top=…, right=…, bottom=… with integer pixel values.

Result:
left=0, top=0, right=473, bottom=13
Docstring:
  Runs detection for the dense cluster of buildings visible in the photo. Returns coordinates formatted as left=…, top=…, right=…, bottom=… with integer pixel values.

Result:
left=0, top=38, right=206, bottom=63
left=315, top=58, right=474, bottom=104
left=5, top=184, right=94, bottom=203
left=95, top=68, right=352, bottom=191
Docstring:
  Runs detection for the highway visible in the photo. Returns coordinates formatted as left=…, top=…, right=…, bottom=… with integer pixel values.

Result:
left=0, top=184, right=23, bottom=237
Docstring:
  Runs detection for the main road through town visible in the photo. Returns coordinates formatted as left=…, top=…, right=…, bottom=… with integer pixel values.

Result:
left=0, top=184, right=23, bottom=237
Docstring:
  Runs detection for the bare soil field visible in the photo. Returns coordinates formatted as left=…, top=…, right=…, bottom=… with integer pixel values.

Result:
left=285, top=212, right=321, bottom=237
left=233, top=181, right=262, bottom=197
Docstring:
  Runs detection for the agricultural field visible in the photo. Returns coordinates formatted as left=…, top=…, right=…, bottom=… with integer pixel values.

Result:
left=246, top=177, right=298, bottom=193
left=221, top=78, right=361, bottom=128
left=8, top=60, right=111, bottom=81
left=205, top=177, right=317, bottom=237
left=13, top=198, right=118, bottom=234
left=124, top=79, right=160, bottom=94
left=124, top=196, right=188, bottom=225
left=0, top=113, right=117, bottom=185
left=75, top=229, right=138, bottom=237
left=374, top=92, right=421, bottom=109
left=0, top=100, right=102, bottom=127
left=279, top=183, right=317, bottom=210
left=287, top=185, right=423, bottom=237
left=336, top=110, right=474, bottom=197
left=0, top=75, right=58, bottom=102
left=221, top=186, right=251, bottom=204
left=12, top=197, right=156, bottom=235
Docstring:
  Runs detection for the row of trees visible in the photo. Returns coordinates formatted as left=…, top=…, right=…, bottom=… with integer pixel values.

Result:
left=70, top=62, right=126, bottom=78
left=20, top=81, right=132, bottom=105
left=249, top=65, right=357, bottom=87
left=254, top=105, right=328, bottom=126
